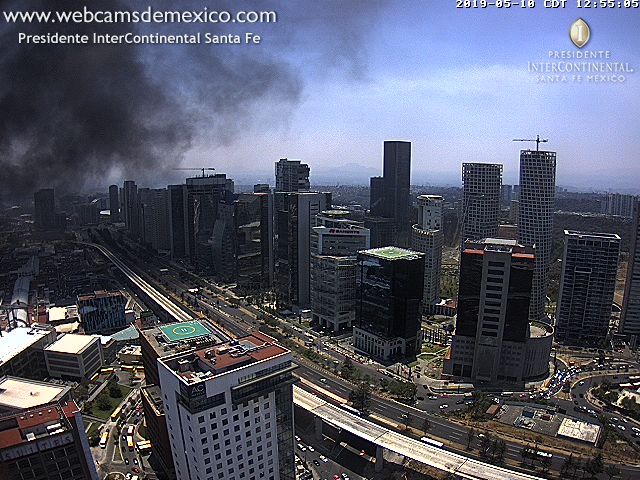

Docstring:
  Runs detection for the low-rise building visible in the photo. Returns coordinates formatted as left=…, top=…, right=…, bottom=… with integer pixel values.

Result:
left=44, top=334, right=103, bottom=381
left=0, top=376, right=71, bottom=415
left=0, top=401, right=99, bottom=480
left=0, top=325, right=56, bottom=381
left=118, top=345, right=142, bottom=364
left=77, top=290, right=127, bottom=334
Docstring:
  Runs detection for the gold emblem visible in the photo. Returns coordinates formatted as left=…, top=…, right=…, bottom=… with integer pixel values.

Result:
left=570, top=18, right=590, bottom=49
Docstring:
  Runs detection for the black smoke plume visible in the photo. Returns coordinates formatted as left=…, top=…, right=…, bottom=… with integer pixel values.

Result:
left=0, top=0, right=385, bottom=200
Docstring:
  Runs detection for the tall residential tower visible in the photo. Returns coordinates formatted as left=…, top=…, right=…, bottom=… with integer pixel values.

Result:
left=518, top=150, right=556, bottom=322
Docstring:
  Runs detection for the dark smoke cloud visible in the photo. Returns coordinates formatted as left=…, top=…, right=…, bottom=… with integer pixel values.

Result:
left=0, top=0, right=386, bottom=199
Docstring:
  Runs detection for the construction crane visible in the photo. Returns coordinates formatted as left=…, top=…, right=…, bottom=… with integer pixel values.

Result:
left=513, top=135, right=548, bottom=151
left=173, top=167, right=216, bottom=177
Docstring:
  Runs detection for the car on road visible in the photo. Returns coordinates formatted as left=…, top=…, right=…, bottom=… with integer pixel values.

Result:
left=307, top=445, right=315, bottom=452
left=133, top=458, right=138, bottom=465
left=319, top=455, right=328, bottom=462
left=617, top=425, right=626, bottom=431
left=295, top=436, right=301, bottom=442
left=313, top=460, right=321, bottom=466
left=341, top=474, right=350, bottom=480
left=297, top=443, right=307, bottom=452
left=439, top=404, right=448, bottom=409
left=125, top=458, right=129, bottom=465
left=131, top=467, right=140, bottom=473
left=320, top=378, right=327, bottom=383
left=334, top=476, right=340, bottom=480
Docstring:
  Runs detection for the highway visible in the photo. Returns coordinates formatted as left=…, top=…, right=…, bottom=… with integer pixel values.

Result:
left=294, top=386, right=543, bottom=480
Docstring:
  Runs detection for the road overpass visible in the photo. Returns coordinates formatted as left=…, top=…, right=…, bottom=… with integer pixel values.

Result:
left=294, top=386, right=543, bottom=480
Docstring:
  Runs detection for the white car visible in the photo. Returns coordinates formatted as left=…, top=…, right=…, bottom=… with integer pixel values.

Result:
left=617, top=425, right=626, bottom=431
left=319, top=455, right=328, bottom=463
left=307, top=445, right=315, bottom=452
left=439, top=404, right=449, bottom=409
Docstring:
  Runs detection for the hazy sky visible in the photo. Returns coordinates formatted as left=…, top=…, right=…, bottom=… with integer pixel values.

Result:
left=194, top=2, right=639, bottom=191
left=2, top=1, right=638, bottom=196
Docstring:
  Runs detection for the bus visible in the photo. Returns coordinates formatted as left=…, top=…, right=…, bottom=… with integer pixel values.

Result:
left=136, top=440, right=152, bottom=454
left=99, top=431, right=109, bottom=449
left=126, top=436, right=134, bottom=452
left=111, top=406, right=122, bottom=422
left=525, top=448, right=552, bottom=459
left=420, top=437, right=444, bottom=448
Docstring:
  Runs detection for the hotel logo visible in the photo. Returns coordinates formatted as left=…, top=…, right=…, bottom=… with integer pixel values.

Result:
left=570, top=18, right=590, bottom=49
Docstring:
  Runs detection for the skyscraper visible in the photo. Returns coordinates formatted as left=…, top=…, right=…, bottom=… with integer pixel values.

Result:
left=157, top=332, right=296, bottom=480
left=275, top=192, right=329, bottom=308
left=411, top=195, right=444, bottom=313
left=353, top=247, right=424, bottom=361
left=518, top=149, right=556, bottom=322
left=556, top=231, right=620, bottom=346
left=275, top=158, right=310, bottom=193
left=444, top=239, right=552, bottom=385
left=601, top=193, right=636, bottom=218
left=139, top=188, right=170, bottom=252
left=185, top=174, right=235, bottom=271
left=369, top=176, right=385, bottom=217
left=33, top=188, right=55, bottom=231
left=382, top=141, right=412, bottom=246
left=621, top=200, right=640, bottom=336
left=461, top=163, right=502, bottom=245
left=310, top=210, right=370, bottom=332
left=123, top=180, right=141, bottom=239
left=108, top=184, right=120, bottom=222
left=168, top=184, right=188, bottom=259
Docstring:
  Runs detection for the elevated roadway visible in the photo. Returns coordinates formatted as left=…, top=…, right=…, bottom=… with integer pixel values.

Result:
left=294, top=386, right=543, bottom=480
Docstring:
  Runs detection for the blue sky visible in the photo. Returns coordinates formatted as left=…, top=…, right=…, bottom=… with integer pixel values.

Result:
left=180, top=2, right=639, bottom=191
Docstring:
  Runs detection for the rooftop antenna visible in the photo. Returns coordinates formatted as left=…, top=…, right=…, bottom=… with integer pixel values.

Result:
left=513, top=135, right=548, bottom=152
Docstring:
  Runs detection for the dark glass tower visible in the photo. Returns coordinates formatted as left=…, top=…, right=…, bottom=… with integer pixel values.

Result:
left=33, top=188, right=55, bottom=231
left=382, top=141, right=411, bottom=246
left=354, top=247, right=424, bottom=361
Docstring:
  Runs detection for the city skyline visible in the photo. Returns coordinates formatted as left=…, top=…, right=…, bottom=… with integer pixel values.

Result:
left=1, top=3, right=639, bottom=199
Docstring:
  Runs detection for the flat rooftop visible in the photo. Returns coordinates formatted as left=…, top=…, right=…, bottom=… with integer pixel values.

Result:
left=45, top=333, right=97, bottom=355
left=159, top=320, right=213, bottom=343
left=564, top=230, right=621, bottom=241
left=78, top=290, right=124, bottom=302
left=0, top=326, right=52, bottom=366
left=140, top=319, right=228, bottom=358
left=361, top=246, right=423, bottom=261
left=0, top=401, right=77, bottom=450
left=0, top=376, right=69, bottom=410
left=557, top=417, right=601, bottom=445
left=165, top=332, right=289, bottom=384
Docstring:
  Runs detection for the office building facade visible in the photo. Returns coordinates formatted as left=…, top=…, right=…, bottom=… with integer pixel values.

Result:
left=444, top=239, right=552, bottom=385
left=168, top=184, right=188, bottom=259
left=275, top=158, right=310, bottom=193
left=77, top=290, right=127, bottom=334
left=0, top=401, right=99, bottom=480
left=139, top=187, right=171, bottom=252
left=621, top=200, right=640, bottom=336
left=556, top=231, right=620, bottom=346
left=601, top=193, right=636, bottom=218
left=353, top=247, right=424, bottom=361
left=185, top=174, right=235, bottom=271
left=123, top=180, right=142, bottom=239
left=461, top=163, right=502, bottom=244
left=275, top=192, right=329, bottom=309
left=108, top=184, right=120, bottom=222
left=518, top=149, right=556, bottom=322
left=158, top=332, right=296, bottom=480
left=310, top=211, right=370, bottom=332
left=411, top=195, right=444, bottom=312
left=44, top=334, right=103, bottom=381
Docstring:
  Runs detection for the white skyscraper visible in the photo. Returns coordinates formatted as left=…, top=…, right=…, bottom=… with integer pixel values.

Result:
left=411, top=195, right=444, bottom=312
left=158, top=332, right=296, bottom=480
left=518, top=150, right=556, bottom=322
left=461, top=163, right=502, bottom=245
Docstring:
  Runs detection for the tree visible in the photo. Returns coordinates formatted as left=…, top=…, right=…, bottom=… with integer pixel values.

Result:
left=349, top=381, right=372, bottom=414
left=539, top=455, right=552, bottom=475
left=561, top=452, right=575, bottom=475
left=494, top=439, right=506, bottom=464
left=341, top=358, right=355, bottom=380
left=604, top=463, right=621, bottom=480
left=96, top=396, right=111, bottom=411
left=480, top=435, right=491, bottom=459
left=584, top=453, right=604, bottom=478
left=520, top=444, right=532, bottom=467
left=422, top=417, right=432, bottom=433
left=108, top=383, right=122, bottom=399
left=466, top=428, right=475, bottom=450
